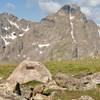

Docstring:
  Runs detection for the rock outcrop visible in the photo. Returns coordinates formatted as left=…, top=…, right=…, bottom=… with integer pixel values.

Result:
left=55, top=73, right=97, bottom=91
left=7, top=60, right=52, bottom=88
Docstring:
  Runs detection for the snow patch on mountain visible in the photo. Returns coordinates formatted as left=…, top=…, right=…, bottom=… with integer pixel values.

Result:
left=39, top=51, right=43, bottom=54
left=22, top=26, right=30, bottom=32
left=8, top=19, right=19, bottom=29
left=5, top=32, right=17, bottom=40
left=9, top=32, right=17, bottom=40
left=98, top=29, right=100, bottom=37
left=69, top=9, right=77, bottom=43
left=38, top=43, right=50, bottom=48
left=0, top=35, right=10, bottom=46
left=17, top=54, right=20, bottom=57
left=2, top=27, right=10, bottom=31
left=70, top=16, right=75, bottom=20
left=19, top=33, right=24, bottom=37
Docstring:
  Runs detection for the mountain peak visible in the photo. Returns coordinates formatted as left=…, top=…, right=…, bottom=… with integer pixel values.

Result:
left=59, top=4, right=80, bottom=14
left=0, top=12, right=18, bottom=20
left=0, top=4, right=99, bottom=63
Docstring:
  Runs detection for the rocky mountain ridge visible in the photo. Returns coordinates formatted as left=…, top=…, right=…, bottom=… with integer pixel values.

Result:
left=0, top=4, right=100, bottom=63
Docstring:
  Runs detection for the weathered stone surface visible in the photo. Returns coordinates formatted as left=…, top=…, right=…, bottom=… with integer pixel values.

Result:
left=91, top=72, right=100, bottom=84
left=44, top=80, right=67, bottom=91
left=7, top=60, right=52, bottom=88
left=0, top=81, right=25, bottom=100
left=33, top=93, right=52, bottom=100
left=72, top=95, right=94, bottom=100
left=55, top=73, right=79, bottom=89
left=55, top=73, right=96, bottom=91
left=78, top=95, right=94, bottom=100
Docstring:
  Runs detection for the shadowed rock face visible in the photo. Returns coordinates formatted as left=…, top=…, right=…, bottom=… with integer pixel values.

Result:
left=0, top=4, right=100, bottom=63
left=61, top=4, right=80, bottom=14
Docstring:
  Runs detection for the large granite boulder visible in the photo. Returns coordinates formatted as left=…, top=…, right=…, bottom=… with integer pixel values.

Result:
left=7, top=60, right=52, bottom=88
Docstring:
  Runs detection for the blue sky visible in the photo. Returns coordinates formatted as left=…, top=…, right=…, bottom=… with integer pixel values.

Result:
left=0, top=0, right=100, bottom=24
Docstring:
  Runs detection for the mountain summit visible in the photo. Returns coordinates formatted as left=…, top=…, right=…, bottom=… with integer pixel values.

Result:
left=60, top=4, right=80, bottom=13
left=0, top=4, right=100, bottom=63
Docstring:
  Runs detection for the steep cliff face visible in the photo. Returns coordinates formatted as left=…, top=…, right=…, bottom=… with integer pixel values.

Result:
left=0, top=4, right=100, bottom=63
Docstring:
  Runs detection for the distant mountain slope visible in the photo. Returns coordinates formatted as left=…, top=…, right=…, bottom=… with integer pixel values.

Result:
left=0, top=4, right=100, bottom=63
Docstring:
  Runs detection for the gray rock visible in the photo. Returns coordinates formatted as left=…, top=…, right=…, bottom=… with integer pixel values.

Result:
left=0, top=82, right=25, bottom=100
left=91, top=72, right=100, bottom=84
left=33, top=93, right=52, bottom=100
left=78, top=95, right=94, bottom=100
left=55, top=73, right=96, bottom=91
left=7, top=60, right=52, bottom=88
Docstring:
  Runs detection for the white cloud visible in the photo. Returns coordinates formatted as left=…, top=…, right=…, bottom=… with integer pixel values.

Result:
left=26, top=0, right=61, bottom=14
left=91, top=8, right=100, bottom=23
left=82, top=0, right=100, bottom=7
left=89, top=0, right=100, bottom=7
left=73, top=0, right=100, bottom=7
left=81, top=7, right=92, bottom=17
left=72, top=0, right=100, bottom=23
left=39, top=0, right=61, bottom=14
left=5, top=2, right=15, bottom=9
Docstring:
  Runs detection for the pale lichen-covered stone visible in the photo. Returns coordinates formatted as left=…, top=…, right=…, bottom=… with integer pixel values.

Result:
left=7, top=60, right=52, bottom=88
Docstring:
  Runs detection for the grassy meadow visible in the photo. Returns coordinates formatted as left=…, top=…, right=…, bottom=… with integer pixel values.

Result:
left=0, top=58, right=100, bottom=99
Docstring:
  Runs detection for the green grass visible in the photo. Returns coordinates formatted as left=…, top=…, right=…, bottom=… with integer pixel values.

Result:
left=53, top=89, right=100, bottom=100
left=0, top=58, right=100, bottom=79
left=44, top=58, right=100, bottom=100
left=0, top=64, right=17, bottom=79
left=22, top=80, right=42, bottom=88
left=44, top=58, right=100, bottom=76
